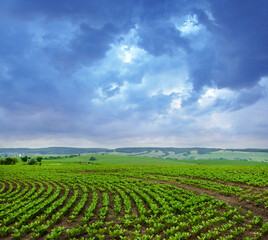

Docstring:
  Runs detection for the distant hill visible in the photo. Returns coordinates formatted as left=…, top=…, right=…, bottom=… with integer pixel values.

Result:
left=0, top=147, right=111, bottom=156
left=115, top=147, right=268, bottom=153
left=0, top=147, right=268, bottom=162
left=115, top=147, right=222, bottom=155
left=226, top=148, right=268, bottom=153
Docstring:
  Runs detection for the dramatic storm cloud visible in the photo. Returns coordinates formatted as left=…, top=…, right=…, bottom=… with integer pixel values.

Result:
left=0, top=0, right=267, bottom=148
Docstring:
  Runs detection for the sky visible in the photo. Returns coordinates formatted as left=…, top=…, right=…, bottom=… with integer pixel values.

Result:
left=0, top=0, right=268, bottom=148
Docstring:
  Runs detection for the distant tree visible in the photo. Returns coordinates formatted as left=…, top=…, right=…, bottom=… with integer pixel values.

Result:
left=28, top=159, right=37, bottom=165
left=36, top=156, right=42, bottom=163
left=6, top=157, right=17, bottom=165
left=0, top=157, right=18, bottom=165
left=21, top=156, right=28, bottom=163
left=89, top=156, right=97, bottom=161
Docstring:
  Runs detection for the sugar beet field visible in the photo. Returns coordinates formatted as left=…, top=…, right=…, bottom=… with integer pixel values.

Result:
left=0, top=162, right=267, bottom=239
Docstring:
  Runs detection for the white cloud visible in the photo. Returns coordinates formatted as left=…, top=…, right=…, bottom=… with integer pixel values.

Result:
left=170, top=98, right=182, bottom=110
left=259, top=76, right=268, bottom=89
left=143, top=65, right=191, bottom=98
left=198, top=87, right=236, bottom=108
left=117, top=45, right=146, bottom=63
left=196, top=112, right=232, bottom=130
left=175, top=15, right=202, bottom=36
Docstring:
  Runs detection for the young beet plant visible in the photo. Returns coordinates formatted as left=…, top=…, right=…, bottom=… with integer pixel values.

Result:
left=46, top=226, right=64, bottom=240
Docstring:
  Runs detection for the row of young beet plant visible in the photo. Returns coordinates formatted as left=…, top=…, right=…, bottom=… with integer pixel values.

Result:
left=130, top=167, right=268, bottom=209
left=0, top=168, right=267, bottom=239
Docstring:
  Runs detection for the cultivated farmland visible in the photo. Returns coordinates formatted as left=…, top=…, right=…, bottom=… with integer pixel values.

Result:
left=0, top=158, right=267, bottom=239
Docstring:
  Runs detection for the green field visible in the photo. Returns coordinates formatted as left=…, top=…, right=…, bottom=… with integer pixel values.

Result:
left=171, top=150, right=268, bottom=162
left=0, top=155, right=268, bottom=239
left=43, top=154, right=189, bottom=165
left=174, top=159, right=268, bottom=166
left=41, top=154, right=268, bottom=166
left=135, top=150, right=268, bottom=162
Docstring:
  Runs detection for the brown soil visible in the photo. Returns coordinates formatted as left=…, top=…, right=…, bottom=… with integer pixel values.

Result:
left=0, top=180, right=19, bottom=197
left=115, top=185, right=141, bottom=216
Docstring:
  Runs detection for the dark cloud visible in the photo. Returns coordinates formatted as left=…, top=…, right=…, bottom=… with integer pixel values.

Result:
left=135, top=0, right=195, bottom=56
left=2, top=0, right=134, bottom=25
left=193, top=0, right=268, bottom=90
left=0, top=22, right=78, bottom=115
left=187, top=48, right=219, bottom=91
left=137, top=21, right=189, bottom=56
left=232, top=88, right=265, bottom=110
left=43, top=22, right=123, bottom=75
left=70, top=23, right=119, bottom=64
left=135, top=0, right=268, bottom=92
